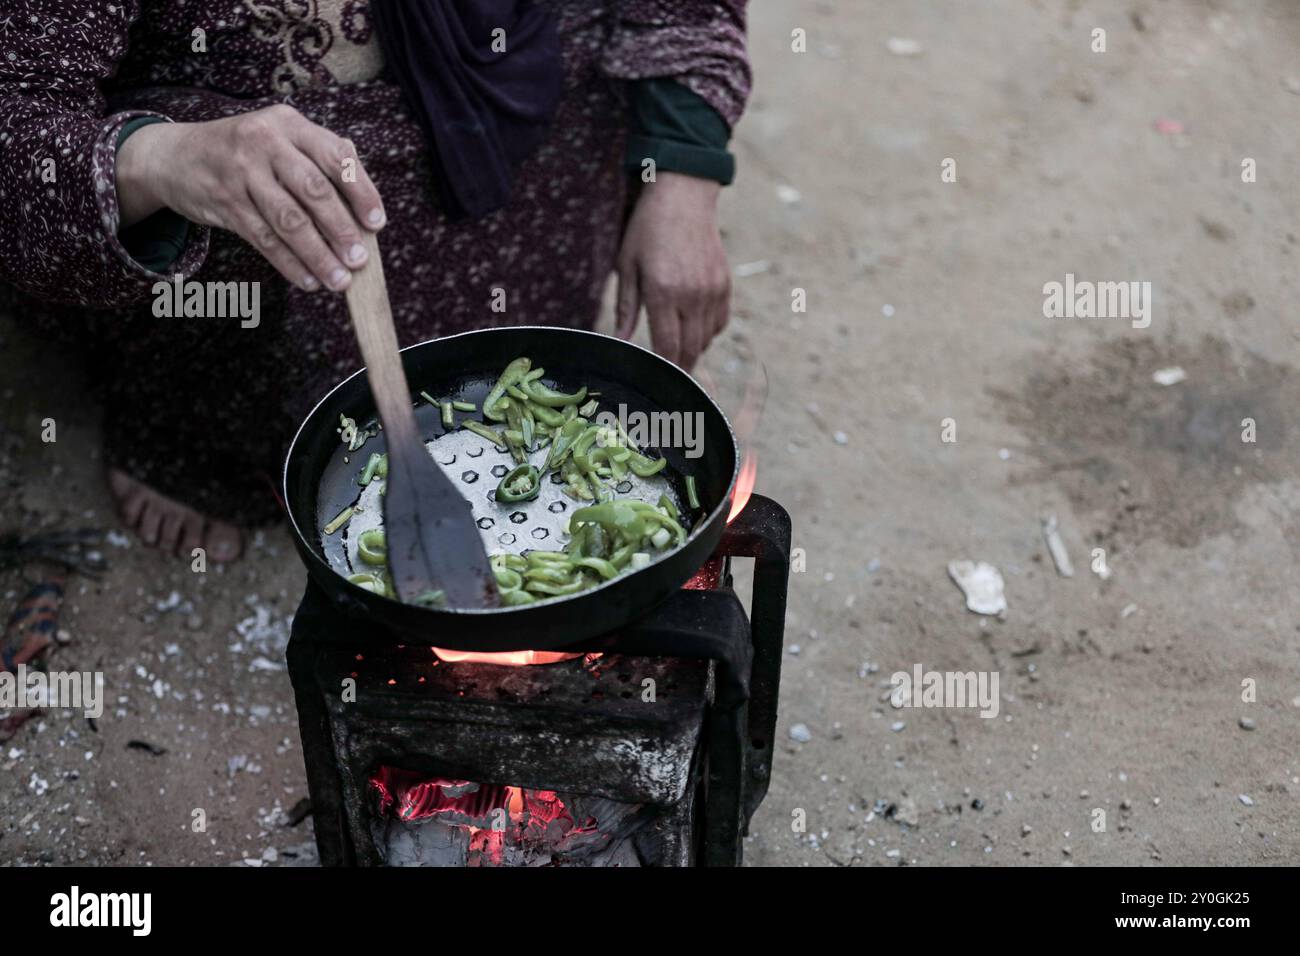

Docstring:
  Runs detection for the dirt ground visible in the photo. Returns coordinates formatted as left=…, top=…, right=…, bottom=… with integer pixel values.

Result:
left=2, top=0, right=1297, bottom=867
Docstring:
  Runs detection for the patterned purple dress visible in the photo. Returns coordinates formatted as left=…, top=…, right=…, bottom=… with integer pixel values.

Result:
left=0, top=0, right=749, bottom=522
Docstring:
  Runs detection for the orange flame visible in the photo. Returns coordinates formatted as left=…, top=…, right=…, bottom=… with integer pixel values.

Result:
left=728, top=450, right=758, bottom=523
left=431, top=647, right=584, bottom=666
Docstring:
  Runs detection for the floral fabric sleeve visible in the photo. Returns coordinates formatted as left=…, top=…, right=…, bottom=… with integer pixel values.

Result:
left=0, top=0, right=209, bottom=309
left=601, top=0, right=752, bottom=130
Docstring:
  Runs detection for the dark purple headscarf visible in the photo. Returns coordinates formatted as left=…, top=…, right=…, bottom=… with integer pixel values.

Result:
left=369, top=0, right=563, bottom=220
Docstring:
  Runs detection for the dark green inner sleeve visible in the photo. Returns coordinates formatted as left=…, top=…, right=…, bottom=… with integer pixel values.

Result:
left=624, top=79, right=736, bottom=186
left=115, top=117, right=191, bottom=273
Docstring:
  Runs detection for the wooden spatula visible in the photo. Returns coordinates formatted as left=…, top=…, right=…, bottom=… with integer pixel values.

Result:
left=344, top=231, right=498, bottom=609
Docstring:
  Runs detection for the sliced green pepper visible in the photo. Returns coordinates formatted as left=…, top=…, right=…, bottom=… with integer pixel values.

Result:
left=526, top=550, right=572, bottom=566
left=527, top=401, right=566, bottom=427
left=483, top=357, right=532, bottom=421
left=571, top=500, right=650, bottom=541
left=496, top=463, right=540, bottom=503
left=524, top=565, right=575, bottom=585
left=358, top=452, right=387, bottom=486
left=524, top=578, right=589, bottom=596
left=462, top=420, right=508, bottom=451
left=493, top=567, right=523, bottom=591
left=324, top=507, right=353, bottom=535
left=544, top=417, right=588, bottom=472
left=685, top=475, right=701, bottom=510
left=358, top=528, right=387, bottom=566
left=347, top=572, right=385, bottom=593
left=493, top=553, right=528, bottom=572
left=521, top=379, right=588, bottom=408
left=627, top=452, right=668, bottom=477
left=502, top=429, right=527, bottom=464
left=574, top=557, right=618, bottom=580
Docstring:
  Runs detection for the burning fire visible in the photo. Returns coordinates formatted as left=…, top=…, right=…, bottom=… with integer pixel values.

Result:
left=431, top=648, right=582, bottom=666
left=728, top=449, right=758, bottom=522
left=431, top=450, right=757, bottom=666
left=370, top=766, right=592, bottom=866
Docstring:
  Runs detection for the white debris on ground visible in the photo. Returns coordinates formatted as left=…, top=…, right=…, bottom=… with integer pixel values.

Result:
left=886, top=36, right=923, bottom=56
left=231, top=597, right=293, bottom=660
left=1152, top=366, right=1186, bottom=386
left=734, top=259, right=771, bottom=277
left=1041, top=514, right=1074, bottom=577
left=947, top=560, right=1007, bottom=616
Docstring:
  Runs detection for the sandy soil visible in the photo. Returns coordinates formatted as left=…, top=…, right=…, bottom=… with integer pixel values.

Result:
left=2, top=0, right=1297, bottom=866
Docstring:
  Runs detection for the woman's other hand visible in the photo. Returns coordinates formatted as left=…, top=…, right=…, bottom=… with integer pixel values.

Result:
left=615, top=172, right=731, bottom=371
left=116, top=104, right=386, bottom=292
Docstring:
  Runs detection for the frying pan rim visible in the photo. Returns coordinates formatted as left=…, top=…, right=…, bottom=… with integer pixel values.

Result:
left=282, top=325, right=742, bottom=617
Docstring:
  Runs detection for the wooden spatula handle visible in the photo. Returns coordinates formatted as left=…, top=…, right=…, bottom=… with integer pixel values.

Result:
left=344, top=231, right=419, bottom=450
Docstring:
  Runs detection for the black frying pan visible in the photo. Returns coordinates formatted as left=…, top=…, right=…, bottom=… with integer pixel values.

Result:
left=283, top=327, right=740, bottom=651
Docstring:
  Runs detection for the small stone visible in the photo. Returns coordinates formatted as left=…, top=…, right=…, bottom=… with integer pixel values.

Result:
left=1021, top=824, right=1032, bottom=836
left=886, top=37, right=923, bottom=56
left=789, top=723, right=812, bottom=743
left=1238, top=794, right=1254, bottom=807
left=1120, top=798, right=1132, bottom=811
left=896, top=796, right=919, bottom=826
left=1238, top=716, right=1256, bottom=731
left=890, top=721, right=906, bottom=732
left=832, top=430, right=848, bottom=445
left=775, top=184, right=802, bottom=204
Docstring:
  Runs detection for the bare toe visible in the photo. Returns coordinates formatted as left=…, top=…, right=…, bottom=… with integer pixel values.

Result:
left=106, top=467, right=243, bottom=562
left=158, top=508, right=185, bottom=555
left=177, top=512, right=205, bottom=558
left=137, top=499, right=164, bottom=545
left=205, top=521, right=242, bottom=563
left=109, top=469, right=148, bottom=526
left=121, top=491, right=149, bottom=527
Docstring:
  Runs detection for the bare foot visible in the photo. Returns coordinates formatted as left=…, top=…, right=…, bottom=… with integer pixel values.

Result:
left=108, top=468, right=243, bottom=562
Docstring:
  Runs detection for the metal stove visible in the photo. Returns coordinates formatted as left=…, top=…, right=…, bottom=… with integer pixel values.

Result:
left=287, top=494, right=790, bottom=866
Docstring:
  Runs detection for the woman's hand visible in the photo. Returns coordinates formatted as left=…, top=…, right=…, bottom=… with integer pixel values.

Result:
left=615, top=172, right=731, bottom=370
left=116, top=104, right=385, bottom=291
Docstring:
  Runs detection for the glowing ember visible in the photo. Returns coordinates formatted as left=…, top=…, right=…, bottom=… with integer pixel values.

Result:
left=728, top=450, right=758, bottom=522
left=431, top=647, right=584, bottom=665
left=683, top=555, right=724, bottom=590
left=370, top=766, right=599, bottom=866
